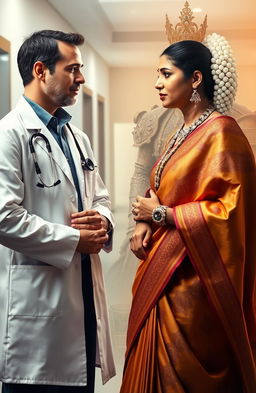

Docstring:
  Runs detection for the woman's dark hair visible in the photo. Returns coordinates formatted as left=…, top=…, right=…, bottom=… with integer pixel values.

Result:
left=17, top=30, right=84, bottom=86
left=161, top=40, right=214, bottom=103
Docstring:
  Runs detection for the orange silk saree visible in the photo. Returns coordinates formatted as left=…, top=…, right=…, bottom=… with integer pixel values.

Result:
left=120, top=116, right=256, bottom=393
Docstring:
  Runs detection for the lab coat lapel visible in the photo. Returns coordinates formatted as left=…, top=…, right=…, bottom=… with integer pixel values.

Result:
left=16, top=97, right=76, bottom=188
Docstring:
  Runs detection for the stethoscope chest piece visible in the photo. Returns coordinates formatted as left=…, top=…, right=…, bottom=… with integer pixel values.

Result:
left=82, top=158, right=94, bottom=171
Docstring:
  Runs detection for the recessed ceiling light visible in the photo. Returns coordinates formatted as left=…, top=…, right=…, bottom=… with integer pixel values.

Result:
left=192, top=8, right=203, bottom=13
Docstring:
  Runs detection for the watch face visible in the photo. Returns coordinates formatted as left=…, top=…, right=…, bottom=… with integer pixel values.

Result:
left=153, top=210, right=162, bottom=221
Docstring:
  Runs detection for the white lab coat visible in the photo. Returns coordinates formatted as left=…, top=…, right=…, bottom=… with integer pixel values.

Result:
left=0, top=97, right=116, bottom=386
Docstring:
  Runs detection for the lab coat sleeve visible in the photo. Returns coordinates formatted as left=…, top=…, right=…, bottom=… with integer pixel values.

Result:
left=91, top=168, right=114, bottom=252
left=77, top=127, right=114, bottom=252
left=0, top=122, right=80, bottom=269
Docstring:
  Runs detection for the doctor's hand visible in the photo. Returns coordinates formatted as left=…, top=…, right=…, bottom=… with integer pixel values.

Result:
left=72, top=210, right=110, bottom=254
left=76, top=227, right=109, bottom=254
left=132, top=189, right=160, bottom=223
left=130, top=222, right=152, bottom=260
left=71, top=210, right=103, bottom=231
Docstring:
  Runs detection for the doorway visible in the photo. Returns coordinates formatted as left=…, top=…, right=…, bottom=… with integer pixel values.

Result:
left=82, top=86, right=93, bottom=145
left=0, top=36, right=10, bottom=119
left=97, top=94, right=105, bottom=181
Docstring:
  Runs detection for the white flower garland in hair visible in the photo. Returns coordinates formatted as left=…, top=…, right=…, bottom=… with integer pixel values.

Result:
left=204, top=33, right=237, bottom=114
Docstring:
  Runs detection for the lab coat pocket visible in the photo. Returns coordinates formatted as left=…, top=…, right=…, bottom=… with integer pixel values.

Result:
left=9, top=265, right=63, bottom=317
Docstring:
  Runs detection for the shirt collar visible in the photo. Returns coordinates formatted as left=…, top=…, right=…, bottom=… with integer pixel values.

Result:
left=24, top=96, right=72, bottom=129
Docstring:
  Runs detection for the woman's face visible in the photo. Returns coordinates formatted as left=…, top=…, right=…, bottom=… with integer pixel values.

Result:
left=155, top=55, right=193, bottom=110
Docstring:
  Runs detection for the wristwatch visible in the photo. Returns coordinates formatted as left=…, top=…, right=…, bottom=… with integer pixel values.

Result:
left=152, top=205, right=168, bottom=226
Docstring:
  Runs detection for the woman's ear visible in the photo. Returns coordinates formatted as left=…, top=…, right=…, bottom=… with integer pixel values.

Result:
left=33, top=61, right=47, bottom=82
left=192, top=70, right=203, bottom=89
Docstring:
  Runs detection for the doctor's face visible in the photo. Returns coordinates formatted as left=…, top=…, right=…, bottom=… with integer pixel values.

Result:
left=42, top=41, right=85, bottom=111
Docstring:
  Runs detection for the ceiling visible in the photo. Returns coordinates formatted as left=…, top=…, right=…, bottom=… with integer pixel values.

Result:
left=48, top=0, right=256, bottom=67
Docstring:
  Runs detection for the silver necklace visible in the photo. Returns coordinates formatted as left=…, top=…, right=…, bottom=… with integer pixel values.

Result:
left=154, top=107, right=215, bottom=190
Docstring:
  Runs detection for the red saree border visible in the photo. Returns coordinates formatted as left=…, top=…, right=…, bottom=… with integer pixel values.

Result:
left=174, top=202, right=256, bottom=392
left=126, top=228, right=186, bottom=359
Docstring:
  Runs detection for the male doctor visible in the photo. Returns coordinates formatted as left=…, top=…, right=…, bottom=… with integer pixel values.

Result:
left=0, top=30, right=115, bottom=393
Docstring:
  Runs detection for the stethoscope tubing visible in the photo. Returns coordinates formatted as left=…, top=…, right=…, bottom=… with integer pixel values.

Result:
left=66, top=124, right=94, bottom=171
left=28, top=124, right=95, bottom=188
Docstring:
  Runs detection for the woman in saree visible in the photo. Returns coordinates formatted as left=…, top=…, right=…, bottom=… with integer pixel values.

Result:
left=120, top=35, right=256, bottom=393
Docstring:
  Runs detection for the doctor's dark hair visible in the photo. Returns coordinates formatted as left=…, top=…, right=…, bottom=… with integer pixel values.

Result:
left=161, top=40, right=215, bottom=103
left=17, top=30, right=84, bottom=86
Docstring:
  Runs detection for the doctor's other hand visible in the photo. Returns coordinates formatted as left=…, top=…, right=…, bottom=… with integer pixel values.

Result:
left=132, top=189, right=160, bottom=222
left=71, top=210, right=103, bottom=230
left=130, top=222, right=152, bottom=260
left=76, top=227, right=109, bottom=254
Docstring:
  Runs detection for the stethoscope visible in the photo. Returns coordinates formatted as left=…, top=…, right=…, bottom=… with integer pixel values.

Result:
left=29, top=124, right=95, bottom=188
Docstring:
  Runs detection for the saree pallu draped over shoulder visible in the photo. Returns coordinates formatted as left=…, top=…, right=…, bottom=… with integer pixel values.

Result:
left=120, top=116, right=256, bottom=393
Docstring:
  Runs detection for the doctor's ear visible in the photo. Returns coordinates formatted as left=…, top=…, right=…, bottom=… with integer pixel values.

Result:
left=33, top=61, right=47, bottom=82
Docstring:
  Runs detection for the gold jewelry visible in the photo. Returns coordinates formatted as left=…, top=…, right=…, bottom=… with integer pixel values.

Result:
left=154, top=107, right=215, bottom=190
left=165, top=1, right=207, bottom=44
left=190, top=88, right=201, bottom=104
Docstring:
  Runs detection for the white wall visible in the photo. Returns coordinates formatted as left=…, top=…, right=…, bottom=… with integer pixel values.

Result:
left=113, top=123, right=138, bottom=208
left=0, top=53, right=10, bottom=118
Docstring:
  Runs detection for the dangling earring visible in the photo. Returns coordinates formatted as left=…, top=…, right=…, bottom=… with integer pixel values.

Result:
left=190, top=88, right=201, bottom=104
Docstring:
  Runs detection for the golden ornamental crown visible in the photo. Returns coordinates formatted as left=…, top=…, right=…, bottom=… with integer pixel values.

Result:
left=165, top=1, right=207, bottom=44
